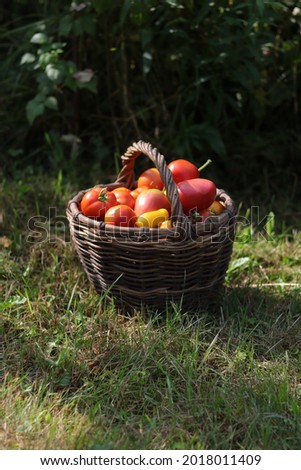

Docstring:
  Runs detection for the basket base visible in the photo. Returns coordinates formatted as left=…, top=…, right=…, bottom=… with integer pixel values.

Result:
left=93, top=283, right=225, bottom=315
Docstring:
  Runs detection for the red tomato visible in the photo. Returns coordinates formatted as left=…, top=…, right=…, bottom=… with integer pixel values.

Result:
left=104, top=204, right=137, bottom=227
left=130, top=186, right=148, bottom=201
left=168, top=159, right=199, bottom=184
left=137, top=168, right=164, bottom=190
left=135, top=189, right=171, bottom=217
left=81, top=188, right=117, bottom=220
left=168, top=158, right=212, bottom=183
left=177, top=178, right=216, bottom=215
left=112, top=187, right=135, bottom=209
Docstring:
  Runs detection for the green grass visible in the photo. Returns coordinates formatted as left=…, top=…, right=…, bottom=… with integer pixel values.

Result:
left=1, top=176, right=301, bottom=450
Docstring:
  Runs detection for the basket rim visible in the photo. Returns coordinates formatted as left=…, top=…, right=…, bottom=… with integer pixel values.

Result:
left=67, top=185, right=236, bottom=237
left=67, top=140, right=236, bottom=239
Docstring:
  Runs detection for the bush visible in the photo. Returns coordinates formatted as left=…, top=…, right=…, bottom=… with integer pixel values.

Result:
left=1, top=0, right=301, bottom=193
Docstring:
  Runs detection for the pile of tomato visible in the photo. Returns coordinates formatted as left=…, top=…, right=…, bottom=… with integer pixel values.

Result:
left=80, top=158, right=225, bottom=228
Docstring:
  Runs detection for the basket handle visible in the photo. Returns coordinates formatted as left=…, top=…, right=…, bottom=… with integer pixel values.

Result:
left=115, top=140, right=190, bottom=236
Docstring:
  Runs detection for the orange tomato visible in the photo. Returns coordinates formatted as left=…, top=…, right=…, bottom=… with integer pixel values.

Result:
left=208, top=200, right=225, bottom=215
left=130, top=186, right=148, bottom=201
left=135, top=189, right=171, bottom=217
left=137, top=168, right=164, bottom=190
left=112, top=187, right=129, bottom=192
left=104, top=204, right=137, bottom=227
left=112, top=187, right=135, bottom=209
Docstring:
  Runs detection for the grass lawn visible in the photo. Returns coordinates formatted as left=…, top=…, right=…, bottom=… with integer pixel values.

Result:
left=0, top=176, right=301, bottom=450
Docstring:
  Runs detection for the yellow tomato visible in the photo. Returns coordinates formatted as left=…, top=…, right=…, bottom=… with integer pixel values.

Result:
left=136, top=208, right=169, bottom=228
left=159, top=219, right=172, bottom=229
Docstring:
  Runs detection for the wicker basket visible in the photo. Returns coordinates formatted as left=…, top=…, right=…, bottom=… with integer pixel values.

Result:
left=67, top=140, right=236, bottom=311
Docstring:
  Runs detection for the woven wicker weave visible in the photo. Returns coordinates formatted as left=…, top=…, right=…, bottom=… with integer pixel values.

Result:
left=67, top=141, right=236, bottom=311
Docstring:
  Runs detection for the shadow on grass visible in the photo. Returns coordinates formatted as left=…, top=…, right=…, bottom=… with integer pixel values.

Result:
left=2, top=283, right=301, bottom=449
left=220, top=285, right=301, bottom=354
left=3, top=284, right=300, bottom=386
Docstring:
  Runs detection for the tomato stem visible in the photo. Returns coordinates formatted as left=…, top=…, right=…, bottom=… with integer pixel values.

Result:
left=198, top=159, right=212, bottom=173
left=98, top=188, right=109, bottom=202
left=190, top=210, right=201, bottom=221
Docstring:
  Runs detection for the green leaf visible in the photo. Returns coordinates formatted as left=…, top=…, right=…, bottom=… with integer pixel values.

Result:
left=20, top=53, right=36, bottom=65
left=143, top=51, right=152, bottom=75
left=120, top=0, right=133, bottom=25
left=59, top=15, right=73, bottom=36
left=256, top=0, right=265, bottom=16
left=243, top=60, right=261, bottom=82
left=26, top=97, right=45, bottom=125
left=227, top=257, right=250, bottom=275
left=1, top=295, right=26, bottom=309
left=46, top=64, right=61, bottom=81
left=30, top=32, right=48, bottom=45
left=195, top=0, right=211, bottom=22
left=141, top=29, right=153, bottom=49
left=45, top=96, right=58, bottom=110
left=265, top=211, right=275, bottom=237
left=38, top=52, right=53, bottom=67
left=92, top=0, right=113, bottom=14
left=166, top=0, right=184, bottom=7
left=210, top=136, right=226, bottom=158
left=76, top=77, right=97, bottom=93
left=200, top=124, right=226, bottom=158
left=80, top=14, right=97, bottom=35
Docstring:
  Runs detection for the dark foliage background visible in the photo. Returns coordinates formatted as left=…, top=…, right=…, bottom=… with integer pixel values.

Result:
left=1, top=0, right=301, bottom=210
